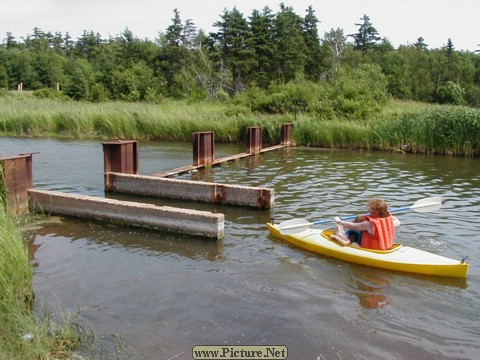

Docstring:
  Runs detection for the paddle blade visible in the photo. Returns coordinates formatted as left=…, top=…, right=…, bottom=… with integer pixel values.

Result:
left=410, top=196, right=443, bottom=213
left=277, top=218, right=313, bottom=235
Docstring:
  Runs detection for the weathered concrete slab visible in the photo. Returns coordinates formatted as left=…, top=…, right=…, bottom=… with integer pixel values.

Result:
left=28, top=189, right=224, bottom=239
left=105, top=173, right=274, bottom=209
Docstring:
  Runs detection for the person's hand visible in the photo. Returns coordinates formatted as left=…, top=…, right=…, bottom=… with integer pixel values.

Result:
left=333, top=216, right=341, bottom=223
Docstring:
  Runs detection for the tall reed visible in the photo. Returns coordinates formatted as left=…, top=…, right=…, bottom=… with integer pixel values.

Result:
left=1, top=93, right=479, bottom=156
left=371, top=105, right=480, bottom=156
left=0, top=203, right=81, bottom=358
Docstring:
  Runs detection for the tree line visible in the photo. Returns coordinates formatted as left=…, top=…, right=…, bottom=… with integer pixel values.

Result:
left=0, top=4, right=479, bottom=109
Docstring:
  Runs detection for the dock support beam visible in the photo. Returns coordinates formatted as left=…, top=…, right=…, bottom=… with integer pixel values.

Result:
left=1, top=153, right=34, bottom=215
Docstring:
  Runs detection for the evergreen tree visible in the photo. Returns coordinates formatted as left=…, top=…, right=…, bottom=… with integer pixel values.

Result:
left=4, top=32, right=17, bottom=49
left=350, top=14, right=381, bottom=52
left=302, top=6, right=322, bottom=81
left=165, top=8, right=183, bottom=46
left=74, top=31, right=104, bottom=62
left=211, top=7, right=255, bottom=92
left=413, top=37, right=428, bottom=51
left=445, top=38, right=455, bottom=58
left=156, top=9, right=195, bottom=96
left=273, top=3, right=307, bottom=82
left=249, top=7, right=276, bottom=88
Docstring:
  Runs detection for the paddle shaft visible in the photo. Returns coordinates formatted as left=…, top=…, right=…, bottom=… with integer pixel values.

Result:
left=278, top=196, right=442, bottom=234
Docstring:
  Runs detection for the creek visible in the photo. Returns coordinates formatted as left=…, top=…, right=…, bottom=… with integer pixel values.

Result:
left=2, top=137, right=479, bottom=359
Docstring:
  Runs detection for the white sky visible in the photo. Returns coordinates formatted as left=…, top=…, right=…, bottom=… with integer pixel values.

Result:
left=1, top=0, right=479, bottom=51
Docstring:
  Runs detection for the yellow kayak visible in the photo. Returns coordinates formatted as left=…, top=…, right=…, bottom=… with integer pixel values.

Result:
left=267, top=222, right=469, bottom=278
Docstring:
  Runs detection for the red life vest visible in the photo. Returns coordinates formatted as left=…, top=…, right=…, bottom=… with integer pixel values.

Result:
left=361, top=216, right=395, bottom=250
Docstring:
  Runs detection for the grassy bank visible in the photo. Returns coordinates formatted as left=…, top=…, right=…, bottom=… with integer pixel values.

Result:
left=1, top=92, right=479, bottom=156
left=0, top=204, right=81, bottom=359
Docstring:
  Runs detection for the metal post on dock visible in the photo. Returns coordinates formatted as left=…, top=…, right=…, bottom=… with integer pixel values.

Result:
left=102, top=140, right=139, bottom=191
left=0, top=153, right=34, bottom=215
left=281, top=123, right=294, bottom=146
left=193, top=132, right=215, bottom=166
left=247, top=126, right=263, bottom=154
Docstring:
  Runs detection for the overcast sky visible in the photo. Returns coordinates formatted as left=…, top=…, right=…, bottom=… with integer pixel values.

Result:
left=1, top=0, right=479, bottom=51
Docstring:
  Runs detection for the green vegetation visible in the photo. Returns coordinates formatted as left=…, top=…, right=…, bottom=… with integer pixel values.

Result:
left=1, top=4, right=478, bottom=155
left=1, top=91, right=479, bottom=156
left=0, top=6, right=479, bottom=107
left=372, top=105, right=480, bottom=156
left=0, top=203, right=82, bottom=359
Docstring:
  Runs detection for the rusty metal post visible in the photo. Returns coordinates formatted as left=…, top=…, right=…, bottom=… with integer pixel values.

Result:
left=193, top=132, right=215, bottom=166
left=247, top=126, right=262, bottom=154
left=102, top=140, right=139, bottom=191
left=281, top=123, right=294, bottom=146
left=0, top=153, right=34, bottom=215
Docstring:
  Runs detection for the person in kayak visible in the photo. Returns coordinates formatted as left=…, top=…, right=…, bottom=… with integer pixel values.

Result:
left=330, top=198, right=401, bottom=250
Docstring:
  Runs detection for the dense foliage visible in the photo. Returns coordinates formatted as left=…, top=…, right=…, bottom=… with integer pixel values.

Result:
left=0, top=5, right=479, bottom=109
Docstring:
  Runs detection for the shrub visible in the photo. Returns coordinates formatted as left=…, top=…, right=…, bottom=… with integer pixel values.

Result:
left=32, top=88, right=69, bottom=101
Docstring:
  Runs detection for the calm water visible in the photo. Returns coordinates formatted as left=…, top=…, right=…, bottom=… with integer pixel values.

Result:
left=2, top=137, right=480, bottom=360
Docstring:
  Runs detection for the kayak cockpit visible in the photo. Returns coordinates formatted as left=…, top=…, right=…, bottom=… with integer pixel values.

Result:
left=321, top=230, right=403, bottom=254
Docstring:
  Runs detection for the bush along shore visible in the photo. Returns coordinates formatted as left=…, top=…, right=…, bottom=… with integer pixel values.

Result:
left=1, top=92, right=479, bottom=157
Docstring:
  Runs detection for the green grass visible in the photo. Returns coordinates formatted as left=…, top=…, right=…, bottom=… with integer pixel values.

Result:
left=1, top=92, right=479, bottom=156
left=0, top=203, right=82, bottom=359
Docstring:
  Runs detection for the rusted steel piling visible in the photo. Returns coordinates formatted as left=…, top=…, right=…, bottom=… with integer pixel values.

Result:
left=0, top=153, right=34, bottom=215
left=193, top=131, right=215, bottom=166
left=28, top=189, right=225, bottom=239
left=246, top=126, right=263, bottom=154
left=281, top=123, right=294, bottom=146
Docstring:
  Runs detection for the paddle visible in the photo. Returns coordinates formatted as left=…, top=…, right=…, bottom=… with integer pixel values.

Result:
left=277, top=196, right=443, bottom=235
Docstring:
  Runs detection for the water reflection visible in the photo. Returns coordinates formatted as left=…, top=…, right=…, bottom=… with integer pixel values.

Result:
left=349, top=273, right=392, bottom=310
left=26, top=217, right=225, bottom=263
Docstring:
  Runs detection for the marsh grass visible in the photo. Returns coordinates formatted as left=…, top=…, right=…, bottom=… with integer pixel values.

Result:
left=372, top=105, right=480, bottom=156
left=1, top=93, right=479, bottom=156
left=0, top=204, right=83, bottom=359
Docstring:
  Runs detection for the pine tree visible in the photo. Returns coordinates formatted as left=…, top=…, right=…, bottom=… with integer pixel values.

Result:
left=211, top=7, right=255, bottom=92
left=413, top=37, right=428, bottom=51
left=273, top=4, right=307, bottom=82
left=302, top=5, right=322, bottom=81
left=350, top=14, right=381, bottom=52
left=249, top=7, right=276, bottom=88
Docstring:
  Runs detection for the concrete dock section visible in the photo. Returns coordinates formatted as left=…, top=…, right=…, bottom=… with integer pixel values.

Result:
left=28, top=189, right=225, bottom=239
left=105, top=173, right=274, bottom=209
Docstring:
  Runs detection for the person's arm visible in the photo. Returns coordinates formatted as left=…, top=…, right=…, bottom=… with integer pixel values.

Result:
left=333, top=216, right=372, bottom=233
